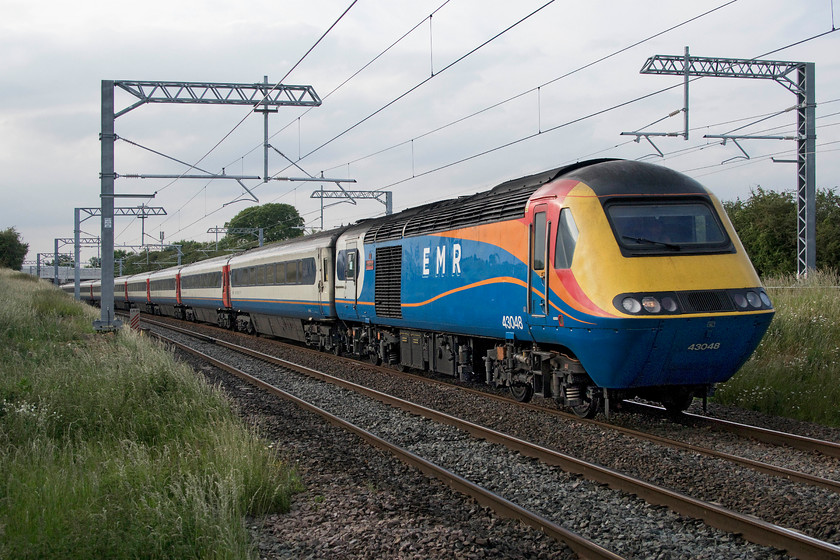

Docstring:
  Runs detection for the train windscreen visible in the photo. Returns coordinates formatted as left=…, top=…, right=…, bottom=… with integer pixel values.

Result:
left=606, top=199, right=732, bottom=256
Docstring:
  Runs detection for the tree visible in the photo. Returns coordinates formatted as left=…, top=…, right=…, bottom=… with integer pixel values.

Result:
left=723, top=187, right=796, bottom=276
left=816, top=188, right=840, bottom=271
left=0, top=227, right=29, bottom=269
left=723, top=186, right=840, bottom=276
left=223, top=203, right=304, bottom=246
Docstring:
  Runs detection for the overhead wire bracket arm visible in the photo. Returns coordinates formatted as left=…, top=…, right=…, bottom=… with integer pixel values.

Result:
left=113, top=80, right=322, bottom=118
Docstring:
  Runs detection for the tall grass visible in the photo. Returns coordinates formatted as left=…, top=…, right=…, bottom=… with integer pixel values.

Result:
left=0, top=270, right=301, bottom=559
left=714, top=269, right=840, bottom=427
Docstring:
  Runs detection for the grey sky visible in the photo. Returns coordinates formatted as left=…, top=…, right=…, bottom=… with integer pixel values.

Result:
left=1, top=0, right=837, bottom=265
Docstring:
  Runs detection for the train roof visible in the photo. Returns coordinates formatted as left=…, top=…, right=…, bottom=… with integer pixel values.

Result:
left=357, top=159, right=615, bottom=244
left=559, top=159, right=709, bottom=199
left=348, top=159, right=712, bottom=244
left=227, top=226, right=349, bottom=265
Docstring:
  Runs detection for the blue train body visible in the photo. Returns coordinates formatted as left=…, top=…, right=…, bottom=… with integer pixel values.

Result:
left=94, top=159, right=772, bottom=417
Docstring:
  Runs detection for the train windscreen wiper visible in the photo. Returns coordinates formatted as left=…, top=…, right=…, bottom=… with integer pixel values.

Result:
left=622, top=236, right=681, bottom=251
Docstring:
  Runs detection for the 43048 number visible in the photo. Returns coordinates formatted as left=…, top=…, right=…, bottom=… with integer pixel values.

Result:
left=502, top=315, right=524, bottom=330
left=687, top=342, right=721, bottom=351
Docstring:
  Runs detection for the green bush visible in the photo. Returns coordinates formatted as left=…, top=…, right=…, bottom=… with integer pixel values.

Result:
left=0, top=269, right=300, bottom=559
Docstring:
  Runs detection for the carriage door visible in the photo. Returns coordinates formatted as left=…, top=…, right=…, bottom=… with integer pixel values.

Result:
left=222, top=265, right=232, bottom=309
left=528, top=204, right=551, bottom=325
left=345, top=240, right=358, bottom=308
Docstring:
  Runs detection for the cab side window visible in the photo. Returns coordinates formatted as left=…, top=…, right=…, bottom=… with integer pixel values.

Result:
left=532, top=212, right=546, bottom=271
left=554, top=208, right=579, bottom=270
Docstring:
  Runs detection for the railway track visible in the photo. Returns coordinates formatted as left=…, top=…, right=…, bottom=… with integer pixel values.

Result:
left=140, top=315, right=840, bottom=559
left=146, top=324, right=619, bottom=559
left=622, top=400, right=840, bottom=459
left=135, top=314, right=840, bottom=495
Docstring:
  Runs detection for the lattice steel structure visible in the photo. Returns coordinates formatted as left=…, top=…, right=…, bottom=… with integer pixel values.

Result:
left=639, top=52, right=816, bottom=275
left=207, top=227, right=264, bottom=249
left=75, top=206, right=165, bottom=300
left=310, top=189, right=393, bottom=229
left=98, top=79, right=320, bottom=330
left=53, top=236, right=99, bottom=286
left=114, top=80, right=321, bottom=117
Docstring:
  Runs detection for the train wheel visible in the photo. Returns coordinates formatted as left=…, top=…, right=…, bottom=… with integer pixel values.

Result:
left=368, top=352, right=381, bottom=365
left=510, top=383, right=533, bottom=403
left=661, top=393, right=694, bottom=415
left=571, top=397, right=600, bottom=419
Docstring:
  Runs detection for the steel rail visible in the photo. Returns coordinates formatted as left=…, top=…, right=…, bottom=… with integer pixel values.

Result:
left=137, top=315, right=840, bottom=494
left=627, top=401, right=840, bottom=459
left=143, top=319, right=840, bottom=560
left=147, top=328, right=623, bottom=560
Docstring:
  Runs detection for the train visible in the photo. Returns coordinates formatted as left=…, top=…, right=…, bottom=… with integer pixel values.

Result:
left=66, top=159, right=775, bottom=417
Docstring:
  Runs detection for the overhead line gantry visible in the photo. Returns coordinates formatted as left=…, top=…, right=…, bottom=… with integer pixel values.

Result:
left=627, top=48, right=816, bottom=276
left=98, top=78, right=321, bottom=331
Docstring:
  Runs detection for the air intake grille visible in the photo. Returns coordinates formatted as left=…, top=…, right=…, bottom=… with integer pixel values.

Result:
left=375, top=246, right=402, bottom=319
left=677, top=290, right=734, bottom=313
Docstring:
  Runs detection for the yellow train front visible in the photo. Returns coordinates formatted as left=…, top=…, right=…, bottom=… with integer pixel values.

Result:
left=509, top=159, right=774, bottom=415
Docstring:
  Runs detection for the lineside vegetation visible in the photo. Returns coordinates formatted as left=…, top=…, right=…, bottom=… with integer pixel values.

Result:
left=0, top=269, right=301, bottom=559
left=715, top=269, right=840, bottom=428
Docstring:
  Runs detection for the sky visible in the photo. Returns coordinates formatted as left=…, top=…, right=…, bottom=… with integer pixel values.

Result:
left=2, top=0, right=838, bottom=268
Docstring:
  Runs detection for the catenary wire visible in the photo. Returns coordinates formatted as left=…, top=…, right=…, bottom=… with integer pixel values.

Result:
left=136, top=7, right=837, bottom=247
left=123, top=1, right=359, bottom=244
left=163, top=0, right=739, bottom=243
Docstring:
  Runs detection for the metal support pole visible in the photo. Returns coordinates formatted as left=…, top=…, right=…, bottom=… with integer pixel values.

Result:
left=684, top=46, right=690, bottom=141
left=264, top=76, right=269, bottom=183
left=258, top=228, right=264, bottom=247
left=798, top=63, right=817, bottom=275
left=54, top=239, right=59, bottom=285
left=97, top=80, right=120, bottom=330
left=74, top=208, right=81, bottom=299
left=36, top=253, right=41, bottom=279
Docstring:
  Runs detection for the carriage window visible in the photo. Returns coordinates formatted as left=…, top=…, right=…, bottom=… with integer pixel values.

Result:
left=336, top=251, right=347, bottom=281
left=286, top=261, right=299, bottom=284
left=555, top=209, right=579, bottom=270
left=606, top=200, right=731, bottom=255
left=346, top=251, right=356, bottom=280
left=336, top=250, right=359, bottom=281
left=532, top=211, right=546, bottom=271
left=266, top=263, right=275, bottom=284
left=301, top=258, right=316, bottom=285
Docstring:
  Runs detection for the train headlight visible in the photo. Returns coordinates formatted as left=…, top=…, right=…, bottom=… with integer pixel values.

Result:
left=622, top=297, right=642, bottom=313
left=732, top=293, right=748, bottom=309
left=615, top=292, right=681, bottom=315
left=642, top=297, right=661, bottom=313
left=746, top=291, right=762, bottom=308
left=661, top=296, right=678, bottom=313
left=760, top=291, right=772, bottom=307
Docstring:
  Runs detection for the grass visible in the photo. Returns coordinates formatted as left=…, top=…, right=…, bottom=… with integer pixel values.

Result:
left=0, top=269, right=301, bottom=559
left=714, top=269, right=840, bottom=427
